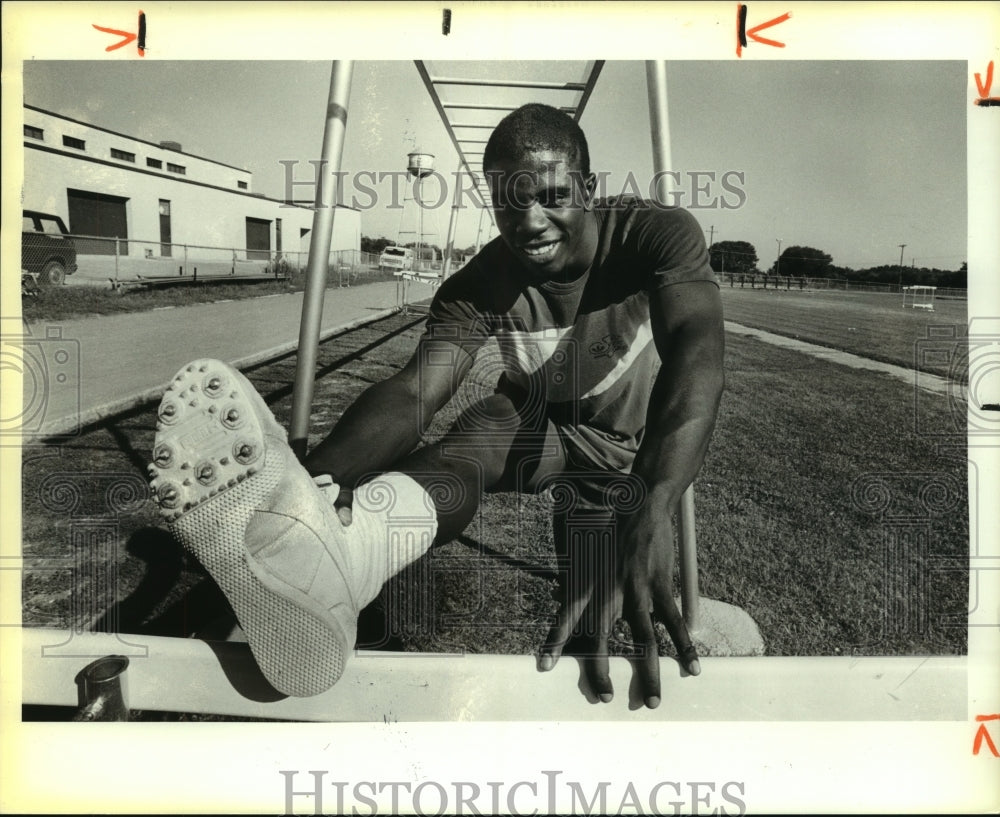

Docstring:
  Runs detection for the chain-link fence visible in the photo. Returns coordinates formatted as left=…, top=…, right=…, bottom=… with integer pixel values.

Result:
left=21, top=229, right=382, bottom=288
left=720, top=272, right=967, bottom=299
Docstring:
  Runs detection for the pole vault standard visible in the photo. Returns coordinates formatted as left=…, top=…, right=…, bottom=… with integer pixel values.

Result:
left=289, top=61, right=354, bottom=458
left=645, top=60, right=702, bottom=634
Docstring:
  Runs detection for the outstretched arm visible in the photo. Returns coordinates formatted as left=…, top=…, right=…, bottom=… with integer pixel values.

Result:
left=633, top=280, right=725, bottom=519
left=303, top=336, right=478, bottom=502
left=617, top=279, right=725, bottom=703
left=538, top=279, right=724, bottom=707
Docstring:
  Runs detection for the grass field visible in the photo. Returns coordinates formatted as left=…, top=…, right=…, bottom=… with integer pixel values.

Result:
left=21, top=290, right=969, bottom=677
left=720, top=287, right=968, bottom=381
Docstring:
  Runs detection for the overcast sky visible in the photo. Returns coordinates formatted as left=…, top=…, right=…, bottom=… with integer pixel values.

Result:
left=23, top=60, right=967, bottom=270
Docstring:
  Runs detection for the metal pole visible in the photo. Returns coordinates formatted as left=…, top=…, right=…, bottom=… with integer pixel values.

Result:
left=475, top=206, right=487, bottom=254
left=898, top=243, right=906, bottom=292
left=289, top=60, right=354, bottom=458
left=645, top=61, right=673, bottom=208
left=645, top=60, right=700, bottom=633
left=441, top=158, right=464, bottom=280
left=416, top=178, right=424, bottom=271
left=73, top=655, right=130, bottom=721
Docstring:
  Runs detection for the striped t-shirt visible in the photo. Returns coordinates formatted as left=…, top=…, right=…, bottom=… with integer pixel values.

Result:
left=423, top=199, right=718, bottom=472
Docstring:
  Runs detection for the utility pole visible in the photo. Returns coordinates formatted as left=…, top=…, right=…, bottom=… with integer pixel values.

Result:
left=898, top=243, right=906, bottom=291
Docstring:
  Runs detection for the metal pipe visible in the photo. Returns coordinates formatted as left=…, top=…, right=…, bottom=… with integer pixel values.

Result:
left=72, top=655, right=130, bottom=721
left=572, top=61, right=605, bottom=123
left=441, top=159, right=464, bottom=281
left=289, top=60, right=354, bottom=458
left=430, top=76, right=588, bottom=91
left=475, top=206, right=487, bottom=254
left=645, top=61, right=673, bottom=206
left=414, top=61, right=491, bottom=210
left=442, top=102, right=576, bottom=113
left=677, top=489, right=700, bottom=634
left=645, top=59, right=701, bottom=633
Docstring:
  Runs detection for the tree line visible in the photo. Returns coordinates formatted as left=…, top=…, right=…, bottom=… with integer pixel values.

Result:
left=707, top=240, right=966, bottom=289
left=363, top=235, right=967, bottom=289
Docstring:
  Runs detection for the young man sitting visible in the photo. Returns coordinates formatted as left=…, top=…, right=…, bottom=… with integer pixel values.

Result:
left=149, top=103, right=724, bottom=709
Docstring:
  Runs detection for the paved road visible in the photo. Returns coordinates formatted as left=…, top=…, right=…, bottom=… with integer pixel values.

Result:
left=11, top=280, right=437, bottom=442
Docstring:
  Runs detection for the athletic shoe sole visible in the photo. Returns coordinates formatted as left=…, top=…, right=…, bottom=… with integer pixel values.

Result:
left=148, top=359, right=355, bottom=697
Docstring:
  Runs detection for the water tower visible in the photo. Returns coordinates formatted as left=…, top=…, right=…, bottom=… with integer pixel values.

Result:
left=408, top=149, right=434, bottom=178
left=397, top=149, right=439, bottom=272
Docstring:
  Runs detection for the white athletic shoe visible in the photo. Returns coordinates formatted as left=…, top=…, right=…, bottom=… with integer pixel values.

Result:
left=148, top=359, right=435, bottom=697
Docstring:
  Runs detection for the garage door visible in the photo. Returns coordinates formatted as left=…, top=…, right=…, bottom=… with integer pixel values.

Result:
left=245, top=217, right=271, bottom=261
left=67, top=189, right=129, bottom=255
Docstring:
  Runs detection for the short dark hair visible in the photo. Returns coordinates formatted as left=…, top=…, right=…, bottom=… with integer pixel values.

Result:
left=483, top=103, right=591, bottom=176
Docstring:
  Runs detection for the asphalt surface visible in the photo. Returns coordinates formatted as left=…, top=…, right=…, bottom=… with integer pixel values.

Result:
left=13, top=280, right=437, bottom=443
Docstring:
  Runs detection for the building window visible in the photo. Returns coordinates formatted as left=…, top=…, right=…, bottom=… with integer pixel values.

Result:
left=167, top=163, right=186, bottom=175
left=24, top=125, right=44, bottom=140
left=237, top=181, right=248, bottom=190
left=147, top=158, right=163, bottom=169
left=111, top=148, right=136, bottom=162
left=63, top=135, right=86, bottom=150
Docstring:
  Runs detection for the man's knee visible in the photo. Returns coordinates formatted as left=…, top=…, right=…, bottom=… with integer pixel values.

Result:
left=451, top=390, right=546, bottom=437
left=446, top=390, right=563, bottom=492
left=441, top=393, right=529, bottom=484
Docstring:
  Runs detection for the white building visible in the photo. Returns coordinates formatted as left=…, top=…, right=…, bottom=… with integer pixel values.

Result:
left=22, top=104, right=360, bottom=278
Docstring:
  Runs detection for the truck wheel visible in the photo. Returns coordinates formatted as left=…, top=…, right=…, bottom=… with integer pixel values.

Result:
left=40, top=261, right=67, bottom=286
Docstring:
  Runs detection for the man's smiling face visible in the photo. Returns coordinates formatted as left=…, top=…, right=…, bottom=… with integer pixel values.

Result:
left=486, top=148, right=598, bottom=283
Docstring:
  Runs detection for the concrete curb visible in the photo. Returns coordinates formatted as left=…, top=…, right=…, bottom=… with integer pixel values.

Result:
left=724, top=320, right=958, bottom=396
left=23, top=306, right=403, bottom=446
